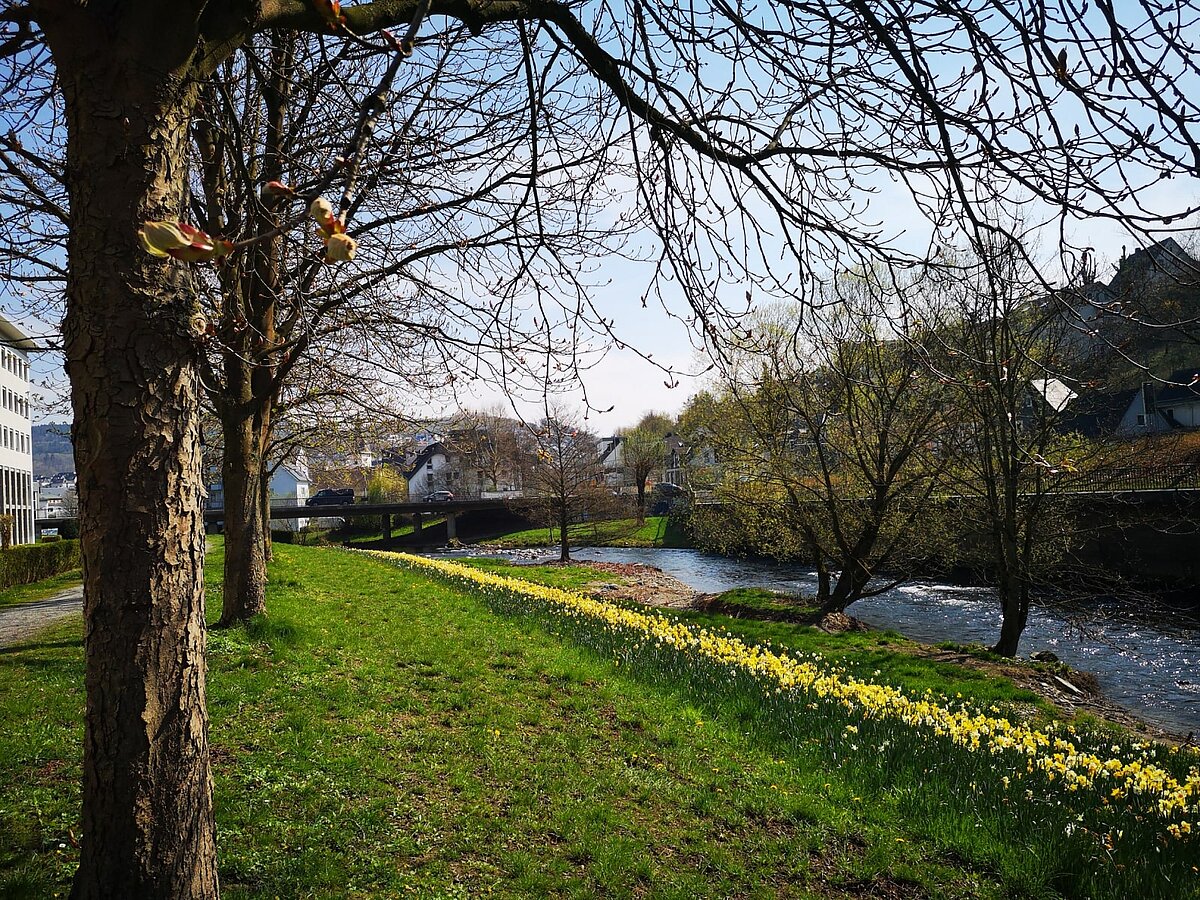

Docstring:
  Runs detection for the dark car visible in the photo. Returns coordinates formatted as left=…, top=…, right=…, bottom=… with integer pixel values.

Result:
left=423, top=490, right=455, bottom=503
left=305, top=488, right=355, bottom=507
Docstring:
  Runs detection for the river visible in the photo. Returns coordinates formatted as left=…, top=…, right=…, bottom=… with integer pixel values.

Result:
left=445, top=545, right=1200, bottom=736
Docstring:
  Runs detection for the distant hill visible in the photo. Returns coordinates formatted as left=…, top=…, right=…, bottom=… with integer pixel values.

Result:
left=32, top=422, right=74, bottom=476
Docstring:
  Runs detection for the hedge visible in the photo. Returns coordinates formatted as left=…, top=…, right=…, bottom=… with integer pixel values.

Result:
left=0, top=540, right=81, bottom=590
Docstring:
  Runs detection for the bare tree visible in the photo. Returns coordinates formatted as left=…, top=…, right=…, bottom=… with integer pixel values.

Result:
left=927, top=234, right=1096, bottom=656
left=448, top=406, right=534, bottom=497
left=528, top=408, right=605, bottom=562
left=694, top=283, right=955, bottom=613
left=188, top=32, right=630, bottom=625
left=620, top=411, right=673, bottom=523
left=4, top=0, right=1200, bottom=894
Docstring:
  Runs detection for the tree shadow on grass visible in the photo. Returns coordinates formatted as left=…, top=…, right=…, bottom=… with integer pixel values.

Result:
left=0, top=639, right=83, bottom=658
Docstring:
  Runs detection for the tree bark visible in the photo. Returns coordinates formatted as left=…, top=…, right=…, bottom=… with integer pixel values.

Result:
left=40, top=10, right=220, bottom=896
left=825, top=521, right=882, bottom=613
left=261, top=457, right=273, bottom=563
left=992, top=556, right=1030, bottom=657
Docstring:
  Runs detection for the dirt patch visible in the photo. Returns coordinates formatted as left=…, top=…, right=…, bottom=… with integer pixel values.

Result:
left=574, top=560, right=700, bottom=609
left=805, top=835, right=930, bottom=899
left=816, top=611, right=871, bottom=634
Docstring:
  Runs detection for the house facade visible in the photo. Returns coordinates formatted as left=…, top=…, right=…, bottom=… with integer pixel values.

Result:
left=596, top=435, right=624, bottom=488
left=404, top=442, right=474, bottom=499
left=269, top=454, right=311, bottom=531
left=207, top=451, right=312, bottom=532
left=0, top=315, right=35, bottom=543
left=1117, top=371, right=1200, bottom=434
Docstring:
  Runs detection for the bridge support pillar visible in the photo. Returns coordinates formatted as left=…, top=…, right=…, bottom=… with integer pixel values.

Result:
left=446, top=513, right=457, bottom=541
left=382, top=513, right=392, bottom=543
left=412, top=513, right=423, bottom=537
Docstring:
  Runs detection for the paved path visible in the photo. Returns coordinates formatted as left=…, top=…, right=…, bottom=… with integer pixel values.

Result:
left=0, top=586, right=83, bottom=648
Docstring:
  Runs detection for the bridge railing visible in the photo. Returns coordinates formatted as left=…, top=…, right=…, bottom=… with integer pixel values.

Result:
left=1061, top=463, right=1200, bottom=493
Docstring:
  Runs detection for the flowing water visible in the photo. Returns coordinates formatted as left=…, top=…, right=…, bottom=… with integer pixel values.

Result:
left=441, top=545, right=1200, bottom=735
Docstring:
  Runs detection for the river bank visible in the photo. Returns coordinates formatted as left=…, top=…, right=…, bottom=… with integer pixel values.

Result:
left=453, top=544, right=1200, bottom=741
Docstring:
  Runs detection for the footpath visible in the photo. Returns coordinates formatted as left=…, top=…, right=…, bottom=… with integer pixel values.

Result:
left=0, top=586, right=83, bottom=648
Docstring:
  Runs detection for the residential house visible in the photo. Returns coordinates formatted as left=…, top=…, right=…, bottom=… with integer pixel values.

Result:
left=596, top=435, right=623, bottom=488
left=1117, top=369, right=1200, bottom=434
left=1069, top=238, right=1199, bottom=326
left=206, top=451, right=312, bottom=532
left=268, top=453, right=312, bottom=531
left=663, top=432, right=718, bottom=489
left=404, top=442, right=464, bottom=500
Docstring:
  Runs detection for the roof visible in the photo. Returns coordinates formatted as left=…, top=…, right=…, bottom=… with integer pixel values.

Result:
left=403, top=442, right=448, bottom=479
left=1059, top=388, right=1139, bottom=437
left=1030, top=378, right=1076, bottom=413
left=1153, top=368, right=1200, bottom=406
left=0, top=313, right=38, bottom=353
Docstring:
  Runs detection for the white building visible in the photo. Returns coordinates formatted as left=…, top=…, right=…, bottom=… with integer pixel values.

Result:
left=36, top=484, right=77, bottom=519
left=207, top=451, right=312, bottom=532
left=0, top=315, right=35, bottom=543
left=404, top=442, right=454, bottom=499
left=268, top=454, right=311, bottom=532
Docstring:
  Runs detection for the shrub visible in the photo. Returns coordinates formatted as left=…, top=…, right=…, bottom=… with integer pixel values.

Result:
left=272, top=527, right=330, bottom=547
left=0, top=540, right=80, bottom=590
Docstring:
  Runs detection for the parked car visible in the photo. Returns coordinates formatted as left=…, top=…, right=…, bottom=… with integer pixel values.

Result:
left=305, top=488, right=356, bottom=507
left=423, top=490, right=455, bottom=503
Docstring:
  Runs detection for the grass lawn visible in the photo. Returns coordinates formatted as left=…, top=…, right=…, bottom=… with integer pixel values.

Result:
left=486, top=515, right=686, bottom=549
left=0, top=568, right=82, bottom=612
left=1, top=543, right=1194, bottom=897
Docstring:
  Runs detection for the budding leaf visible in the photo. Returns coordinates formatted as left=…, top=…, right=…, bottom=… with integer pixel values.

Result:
left=324, top=232, right=357, bottom=264
left=140, top=221, right=232, bottom=263
left=313, top=0, right=346, bottom=30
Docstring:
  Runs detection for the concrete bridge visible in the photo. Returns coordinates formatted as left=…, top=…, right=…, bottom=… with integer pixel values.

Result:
left=36, top=497, right=534, bottom=543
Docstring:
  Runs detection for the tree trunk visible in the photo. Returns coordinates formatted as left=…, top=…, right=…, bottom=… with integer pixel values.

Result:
left=218, top=402, right=267, bottom=626
left=825, top=523, right=882, bottom=613
left=799, top=524, right=833, bottom=609
left=261, top=460, right=273, bottom=563
left=635, top=480, right=647, bottom=525
left=559, top=501, right=571, bottom=562
left=44, top=15, right=220, bottom=897
left=992, top=571, right=1030, bottom=657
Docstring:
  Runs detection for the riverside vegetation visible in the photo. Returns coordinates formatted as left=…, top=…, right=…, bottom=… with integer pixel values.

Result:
left=0, top=541, right=1196, bottom=897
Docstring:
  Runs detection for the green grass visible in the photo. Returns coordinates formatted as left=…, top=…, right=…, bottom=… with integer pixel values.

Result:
left=454, top=557, right=618, bottom=592
left=0, top=568, right=82, bottom=611
left=1, top=543, right=1194, bottom=898
left=698, top=586, right=820, bottom=619
left=487, top=515, right=688, bottom=548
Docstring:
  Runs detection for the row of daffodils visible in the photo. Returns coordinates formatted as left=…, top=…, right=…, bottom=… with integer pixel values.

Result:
left=363, top=549, right=1198, bottom=893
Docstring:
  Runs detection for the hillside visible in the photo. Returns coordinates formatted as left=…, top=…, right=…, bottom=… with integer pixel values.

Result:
left=32, top=422, right=74, bottom=476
